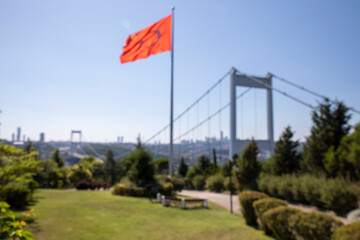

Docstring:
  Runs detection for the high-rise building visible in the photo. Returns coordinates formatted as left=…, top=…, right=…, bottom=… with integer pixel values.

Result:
left=40, top=132, right=45, bottom=143
left=16, top=127, right=21, bottom=141
left=11, top=133, right=15, bottom=142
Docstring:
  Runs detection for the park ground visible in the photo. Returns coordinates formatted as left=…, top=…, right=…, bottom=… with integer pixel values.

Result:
left=23, top=189, right=273, bottom=240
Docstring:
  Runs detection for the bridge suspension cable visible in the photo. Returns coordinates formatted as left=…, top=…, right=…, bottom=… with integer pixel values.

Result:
left=174, top=87, right=251, bottom=141
left=145, top=69, right=231, bottom=144
left=271, top=73, right=360, bottom=115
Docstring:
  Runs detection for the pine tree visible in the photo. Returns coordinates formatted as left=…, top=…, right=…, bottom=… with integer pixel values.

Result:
left=178, top=156, right=188, bottom=177
left=212, top=148, right=217, bottom=168
left=235, top=139, right=261, bottom=190
left=271, top=126, right=301, bottom=175
left=51, top=148, right=65, bottom=167
left=128, top=148, right=154, bottom=187
left=303, top=100, right=351, bottom=172
left=105, top=148, right=116, bottom=184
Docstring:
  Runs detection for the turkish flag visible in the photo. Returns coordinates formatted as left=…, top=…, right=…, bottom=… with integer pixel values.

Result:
left=120, top=15, right=172, bottom=63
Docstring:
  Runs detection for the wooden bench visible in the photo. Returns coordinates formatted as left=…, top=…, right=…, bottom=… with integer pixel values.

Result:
left=157, top=193, right=208, bottom=209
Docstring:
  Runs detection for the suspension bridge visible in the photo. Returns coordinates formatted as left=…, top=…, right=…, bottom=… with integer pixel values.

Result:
left=142, top=67, right=360, bottom=172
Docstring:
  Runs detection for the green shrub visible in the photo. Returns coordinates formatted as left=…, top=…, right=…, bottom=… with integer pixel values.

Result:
left=239, top=191, right=268, bottom=226
left=112, top=184, right=146, bottom=197
left=258, top=175, right=280, bottom=197
left=263, top=206, right=300, bottom=240
left=166, top=177, right=185, bottom=192
left=161, top=182, right=174, bottom=196
left=184, top=178, right=194, bottom=189
left=1, top=182, right=32, bottom=209
left=192, top=175, right=206, bottom=190
left=224, top=177, right=237, bottom=192
left=332, top=221, right=360, bottom=240
left=300, top=174, right=323, bottom=206
left=276, top=175, right=293, bottom=201
left=206, top=175, right=225, bottom=192
left=253, top=197, right=287, bottom=234
left=289, top=211, right=343, bottom=240
left=258, top=174, right=358, bottom=213
left=320, top=178, right=358, bottom=214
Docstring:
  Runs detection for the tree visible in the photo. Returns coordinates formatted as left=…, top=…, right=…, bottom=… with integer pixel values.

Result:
left=154, top=158, right=168, bottom=174
left=324, top=123, right=360, bottom=180
left=24, top=140, right=34, bottom=154
left=235, top=139, right=261, bottom=190
left=178, top=156, right=188, bottom=177
left=271, top=126, right=301, bottom=175
left=303, top=100, right=351, bottom=172
left=212, top=148, right=217, bottom=168
left=104, top=148, right=116, bottom=184
left=0, top=143, right=41, bottom=208
left=67, top=164, right=92, bottom=184
left=128, top=148, right=155, bottom=187
left=51, top=148, right=65, bottom=168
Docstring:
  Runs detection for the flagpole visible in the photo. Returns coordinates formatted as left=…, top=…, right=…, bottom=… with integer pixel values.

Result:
left=169, top=6, right=175, bottom=177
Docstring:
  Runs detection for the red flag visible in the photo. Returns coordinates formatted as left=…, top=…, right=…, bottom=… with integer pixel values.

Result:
left=120, top=15, right=172, bottom=63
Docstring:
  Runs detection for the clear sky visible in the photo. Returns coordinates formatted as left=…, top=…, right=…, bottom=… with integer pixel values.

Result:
left=0, top=0, right=359, bottom=143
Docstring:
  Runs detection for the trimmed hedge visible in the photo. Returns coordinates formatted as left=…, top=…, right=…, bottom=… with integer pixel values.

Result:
left=258, top=174, right=358, bottom=214
left=263, top=206, right=300, bottom=240
left=239, top=191, right=268, bottom=226
left=332, top=221, right=360, bottom=240
left=253, top=197, right=287, bottom=234
left=289, top=211, right=343, bottom=240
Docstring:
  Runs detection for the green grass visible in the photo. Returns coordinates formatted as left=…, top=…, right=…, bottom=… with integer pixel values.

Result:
left=24, top=189, right=273, bottom=240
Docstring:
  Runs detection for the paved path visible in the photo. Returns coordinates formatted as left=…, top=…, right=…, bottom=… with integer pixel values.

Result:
left=179, top=190, right=240, bottom=213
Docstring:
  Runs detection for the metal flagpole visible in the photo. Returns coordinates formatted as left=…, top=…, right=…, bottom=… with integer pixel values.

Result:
left=169, top=6, right=175, bottom=177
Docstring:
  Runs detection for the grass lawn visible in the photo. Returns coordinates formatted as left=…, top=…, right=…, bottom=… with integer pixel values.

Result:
left=24, top=189, right=273, bottom=240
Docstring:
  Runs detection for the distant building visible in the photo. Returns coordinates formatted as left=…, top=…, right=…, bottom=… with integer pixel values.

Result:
left=23, top=135, right=26, bottom=142
left=11, top=133, right=15, bottom=142
left=16, top=127, right=21, bottom=141
left=40, top=132, right=45, bottom=143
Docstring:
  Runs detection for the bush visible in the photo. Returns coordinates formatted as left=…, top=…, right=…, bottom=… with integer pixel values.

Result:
left=206, top=175, right=225, bottom=192
left=166, top=177, right=185, bottom=192
left=161, top=182, right=174, bottom=196
left=239, top=191, right=268, bottom=226
left=75, top=181, right=111, bottom=190
left=258, top=174, right=358, bottom=213
left=112, top=184, right=146, bottom=197
left=253, top=198, right=287, bottom=234
left=1, top=182, right=32, bottom=208
left=224, top=177, right=237, bottom=192
left=289, top=211, right=343, bottom=240
left=192, top=175, right=206, bottom=190
left=263, top=206, right=300, bottom=240
left=184, top=178, right=194, bottom=189
left=320, top=178, right=358, bottom=214
left=75, top=180, right=90, bottom=190
left=332, top=221, right=360, bottom=240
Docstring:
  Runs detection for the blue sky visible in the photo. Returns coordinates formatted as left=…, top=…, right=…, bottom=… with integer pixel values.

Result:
left=0, top=0, right=359, bottom=143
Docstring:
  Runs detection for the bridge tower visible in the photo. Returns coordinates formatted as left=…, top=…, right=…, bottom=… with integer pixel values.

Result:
left=229, top=68, right=274, bottom=159
left=70, top=130, right=82, bottom=157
